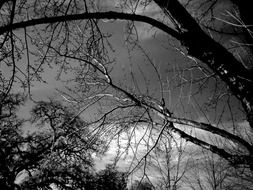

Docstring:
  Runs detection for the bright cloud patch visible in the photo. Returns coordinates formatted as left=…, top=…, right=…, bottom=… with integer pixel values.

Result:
left=95, top=0, right=175, bottom=40
left=93, top=124, right=190, bottom=183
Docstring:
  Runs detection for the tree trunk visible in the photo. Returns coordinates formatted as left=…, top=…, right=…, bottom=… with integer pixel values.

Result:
left=154, top=0, right=253, bottom=129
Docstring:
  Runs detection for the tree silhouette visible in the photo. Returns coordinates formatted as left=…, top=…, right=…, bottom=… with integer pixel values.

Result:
left=0, top=94, right=26, bottom=189
left=129, top=180, right=153, bottom=190
left=0, top=97, right=99, bottom=189
left=95, top=164, right=128, bottom=190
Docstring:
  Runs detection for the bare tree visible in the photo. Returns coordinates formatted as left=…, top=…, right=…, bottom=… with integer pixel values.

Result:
left=1, top=0, right=253, bottom=188
left=0, top=97, right=100, bottom=189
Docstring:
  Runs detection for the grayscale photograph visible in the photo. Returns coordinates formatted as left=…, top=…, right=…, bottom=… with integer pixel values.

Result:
left=1, top=0, right=253, bottom=189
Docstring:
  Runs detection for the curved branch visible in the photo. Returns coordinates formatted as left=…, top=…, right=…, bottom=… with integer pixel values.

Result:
left=166, top=116, right=253, bottom=154
left=0, top=11, right=180, bottom=39
left=169, top=124, right=253, bottom=169
left=143, top=102, right=253, bottom=154
left=169, top=124, right=232, bottom=160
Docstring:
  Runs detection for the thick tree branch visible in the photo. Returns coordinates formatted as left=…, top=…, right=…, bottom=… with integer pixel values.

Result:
left=0, top=11, right=180, bottom=39
left=154, top=0, right=253, bottom=127
left=169, top=124, right=253, bottom=169
left=140, top=102, right=253, bottom=154
left=166, top=116, right=253, bottom=154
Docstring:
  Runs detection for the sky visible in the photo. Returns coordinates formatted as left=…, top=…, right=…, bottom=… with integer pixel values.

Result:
left=10, top=0, right=241, bottom=121
left=2, top=0, right=251, bottom=188
left=10, top=0, right=243, bottom=158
